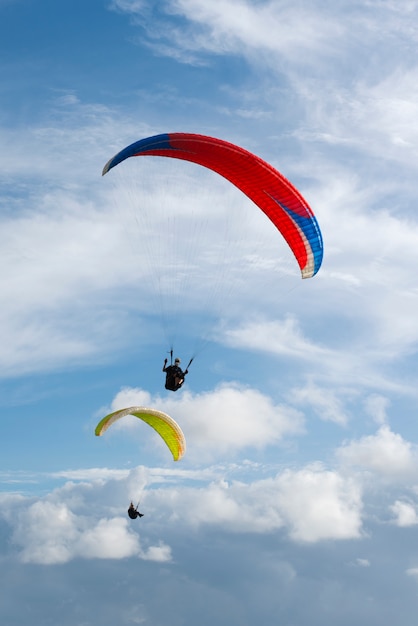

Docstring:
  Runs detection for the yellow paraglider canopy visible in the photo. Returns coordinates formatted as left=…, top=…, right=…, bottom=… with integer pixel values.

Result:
left=95, top=406, right=186, bottom=461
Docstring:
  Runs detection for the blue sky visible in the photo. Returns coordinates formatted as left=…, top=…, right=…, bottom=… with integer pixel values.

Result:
left=2, top=0, right=418, bottom=624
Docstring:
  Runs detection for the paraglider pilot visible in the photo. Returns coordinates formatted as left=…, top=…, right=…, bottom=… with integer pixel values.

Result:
left=163, top=357, right=188, bottom=391
left=128, top=502, right=144, bottom=519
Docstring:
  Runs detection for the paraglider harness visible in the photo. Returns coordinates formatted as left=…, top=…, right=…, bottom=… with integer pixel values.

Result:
left=163, top=350, right=193, bottom=392
left=128, top=501, right=144, bottom=519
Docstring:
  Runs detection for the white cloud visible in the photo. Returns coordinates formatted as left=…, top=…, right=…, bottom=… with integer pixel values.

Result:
left=76, top=517, right=141, bottom=559
left=52, top=468, right=130, bottom=481
left=110, top=0, right=148, bottom=13
left=11, top=499, right=145, bottom=565
left=4, top=1, right=418, bottom=623
left=146, top=463, right=364, bottom=542
left=337, top=425, right=418, bottom=480
left=390, top=500, right=418, bottom=527
left=288, top=380, right=352, bottom=426
left=304, top=68, right=418, bottom=166
left=274, top=465, right=363, bottom=542
left=216, top=166, right=418, bottom=397
left=0, top=201, right=138, bottom=375
left=145, top=0, right=418, bottom=172
left=309, top=170, right=418, bottom=356
left=14, top=501, right=79, bottom=565
left=2, top=78, right=418, bottom=414
left=364, top=394, right=389, bottom=426
left=110, top=0, right=418, bottom=100
left=0, top=461, right=365, bottom=567
left=110, top=0, right=348, bottom=68
left=0, top=125, right=261, bottom=376
left=146, top=463, right=363, bottom=542
left=110, top=384, right=305, bottom=461
left=3, top=478, right=172, bottom=565
left=170, top=0, right=343, bottom=62
left=141, top=542, right=172, bottom=562
left=221, top=315, right=411, bottom=396
left=223, top=316, right=330, bottom=363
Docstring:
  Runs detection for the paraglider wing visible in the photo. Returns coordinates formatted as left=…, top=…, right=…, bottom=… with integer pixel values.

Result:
left=95, top=406, right=186, bottom=461
left=102, top=133, right=323, bottom=278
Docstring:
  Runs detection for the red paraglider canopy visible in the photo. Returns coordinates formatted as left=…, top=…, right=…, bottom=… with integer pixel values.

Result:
left=103, top=133, right=323, bottom=278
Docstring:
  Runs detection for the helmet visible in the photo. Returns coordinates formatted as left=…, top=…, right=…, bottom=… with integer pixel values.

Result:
left=174, top=358, right=181, bottom=364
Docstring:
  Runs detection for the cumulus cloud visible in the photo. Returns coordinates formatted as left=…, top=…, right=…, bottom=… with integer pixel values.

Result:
left=4, top=1, right=418, bottom=623
left=337, top=425, right=418, bottom=480
left=0, top=479, right=172, bottom=565
left=163, top=466, right=363, bottom=543
left=148, top=464, right=363, bottom=542
left=109, top=384, right=304, bottom=461
left=76, top=517, right=141, bottom=560
left=141, top=542, right=172, bottom=562
left=0, top=461, right=365, bottom=566
left=14, top=501, right=79, bottom=565
left=390, top=500, right=418, bottom=527
left=148, top=464, right=364, bottom=542
left=274, top=465, right=363, bottom=542
left=11, top=501, right=146, bottom=564
left=140, top=462, right=363, bottom=542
